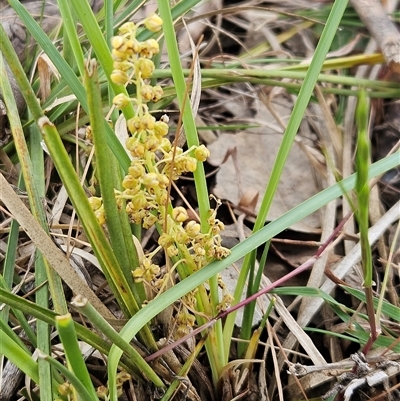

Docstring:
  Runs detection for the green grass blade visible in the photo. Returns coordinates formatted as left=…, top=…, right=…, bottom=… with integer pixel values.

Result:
left=56, top=313, right=98, bottom=401
left=225, top=0, right=350, bottom=353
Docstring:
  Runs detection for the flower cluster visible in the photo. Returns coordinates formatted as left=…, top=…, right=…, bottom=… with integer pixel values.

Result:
left=88, top=13, right=232, bottom=339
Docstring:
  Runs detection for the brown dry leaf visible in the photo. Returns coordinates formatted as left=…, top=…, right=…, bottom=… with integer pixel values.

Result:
left=208, top=100, right=321, bottom=233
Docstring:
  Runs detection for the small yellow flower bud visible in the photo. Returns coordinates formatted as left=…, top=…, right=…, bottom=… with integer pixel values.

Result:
left=122, top=175, right=138, bottom=189
left=110, top=69, right=129, bottom=85
left=113, top=60, right=131, bottom=71
left=158, top=233, right=173, bottom=247
left=58, top=383, right=71, bottom=396
left=142, top=172, right=159, bottom=188
left=194, top=144, right=210, bottom=162
left=112, top=48, right=129, bottom=60
left=144, top=136, right=160, bottom=151
left=143, top=13, right=163, bottom=32
left=131, top=193, right=147, bottom=210
left=119, top=22, right=136, bottom=35
left=167, top=245, right=178, bottom=257
left=143, top=213, right=158, bottom=228
left=132, top=268, right=144, bottom=282
left=159, top=138, right=172, bottom=152
left=140, top=113, right=156, bottom=130
left=88, top=196, right=102, bottom=211
left=140, top=39, right=160, bottom=58
left=141, top=84, right=154, bottom=102
left=96, top=385, right=109, bottom=400
left=182, top=157, right=197, bottom=172
left=151, top=85, right=164, bottom=102
left=154, top=120, right=169, bottom=137
left=94, top=207, right=106, bottom=225
left=130, top=143, right=145, bottom=158
left=113, top=93, right=130, bottom=109
left=111, top=36, right=126, bottom=50
left=137, top=58, right=155, bottom=79
left=186, top=220, right=201, bottom=237
left=128, top=162, right=145, bottom=178
left=172, top=206, right=189, bottom=222
left=127, top=116, right=141, bottom=134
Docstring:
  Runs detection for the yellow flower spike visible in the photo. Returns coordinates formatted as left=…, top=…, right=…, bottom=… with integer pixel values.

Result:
left=113, top=93, right=131, bottom=109
left=143, top=13, right=163, bottom=32
left=110, top=69, right=129, bottom=84
left=137, top=58, right=155, bottom=79
left=194, top=144, right=210, bottom=162
left=172, top=206, right=189, bottom=222
left=88, top=196, right=102, bottom=211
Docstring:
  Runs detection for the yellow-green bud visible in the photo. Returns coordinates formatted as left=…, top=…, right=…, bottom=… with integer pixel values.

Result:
left=152, top=85, right=164, bottom=102
left=140, top=39, right=160, bottom=58
left=110, top=69, right=129, bottom=84
left=113, top=93, right=130, bottom=109
left=143, top=14, right=163, bottom=32
left=158, top=233, right=173, bottom=247
left=140, top=113, right=156, bottom=130
left=131, top=193, right=147, bottom=210
left=182, top=157, right=197, bottom=172
left=88, top=196, right=102, bottom=211
left=141, top=84, right=154, bottom=102
left=119, top=22, right=136, bottom=35
left=94, top=207, right=106, bottom=225
left=172, top=206, right=189, bottom=222
left=137, top=58, right=155, bottom=79
left=128, top=162, right=145, bottom=178
left=122, top=175, right=138, bottom=189
left=127, top=116, right=141, bottom=134
left=142, top=172, right=159, bottom=188
left=154, top=120, right=169, bottom=137
left=194, top=144, right=210, bottom=162
left=111, top=36, right=126, bottom=51
left=185, top=220, right=201, bottom=237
